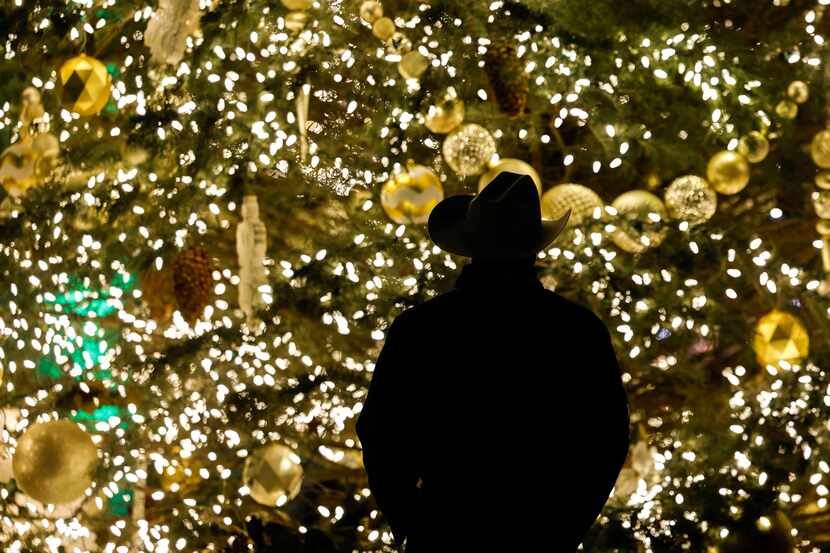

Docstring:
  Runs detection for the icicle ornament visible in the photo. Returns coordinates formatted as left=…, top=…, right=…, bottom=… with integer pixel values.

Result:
left=237, top=195, right=268, bottom=326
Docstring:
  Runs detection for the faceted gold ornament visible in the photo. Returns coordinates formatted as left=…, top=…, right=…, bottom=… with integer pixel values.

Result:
left=738, top=131, right=770, bottom=164
left=372, top=17, right=395, bottom=40
left=442, top=123, right=497, bottom=176
left=664, top=175, right=717, bottom=226
left=610, top=190, right=667, bottom=253
left=811, top=130, right=830, bottom=169
left=59, top=54, right=112, bottom=116
left=479, top=158, right=542, bottom=196
left=398, top=51, right=429, bottom=80
left=706, top=150, right=750, bottom=195
left=13, top=420, right=97, bottom=505
left=787, top=80, right=809, bottom=104
left=244, top=443, right=304, bottom=507
left=359, top=0, right=383, bottom=24
left=380, top=163, right=443, bottom=224
left=424, top=88, right=465, bottom=134
left=775, top=99, right=798, bottom=120
left=541, top=183, right=603, bottom=225
left=753, top=309, right=809, bottom=367
left=281, top=0, right=312, bottom=9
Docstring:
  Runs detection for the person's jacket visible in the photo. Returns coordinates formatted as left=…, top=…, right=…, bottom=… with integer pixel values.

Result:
left=356, top=261, right=630, bottom=552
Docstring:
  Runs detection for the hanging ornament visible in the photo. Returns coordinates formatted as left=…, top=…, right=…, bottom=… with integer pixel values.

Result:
left=398, top=51, right=429, bottom=80
left=664, top=175, right=717, bottom=226
left=281, top=0, right=312, bottom=9
left=610, top=190, right=667, bottom=253
left=359, top=1, right=383, bottom=24
left=541, top=183, right=603, bottom=225
left=160, top=453, right=203, bottom=494
left=284, top=11, right=308, bottom=32
left=0, top=408, right=20, bottom=484
left=442, top=124, right=497, bottom=177
left=237, top=195, right=268, bottom=327
left=738, top=131, right=770, bottom=164
left=775, top=99, right=798, bottom=120
left=59, top=54, right=112, bottom=116
left=810, top=130, right=830, bottom=169
left=296, top=82, right=311, bottom=163
left=813, top=190, right=830, bottom=219
left=753, top=309, right=809, bottom=367
left=787, top=80, right=809, bottom=104
left=386, top=32, right=412, bottom=56
left=816, top=171, right=830, bottom=189
left=141, top=265, right=176, bottom=325
left=243, top=443, right=304, bottom=507
left=424, top=88, right=465, bottom=134
left=372, top=17, right=395, bottom=41
left=483, top=40, right=528, bottom=116
left=171, top=247, right=215, bottom=324
left=478, top=158, right=542, bottom=196
left=706, top=150, right=750, bottom=195
left=380, top=163, right=443, bottom=224
left=13, top=420, right=97, bottom=505
left=144, top=0, right=201, bottom=65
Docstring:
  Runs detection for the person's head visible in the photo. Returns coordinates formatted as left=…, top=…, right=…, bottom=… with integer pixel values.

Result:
left=427, top=172, right=570, bottom=260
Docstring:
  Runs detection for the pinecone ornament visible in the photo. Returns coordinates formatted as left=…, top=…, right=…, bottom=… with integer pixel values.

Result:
left=171, top=247, right=214, bottom=323
left=483, top=40, right=529, bottom=117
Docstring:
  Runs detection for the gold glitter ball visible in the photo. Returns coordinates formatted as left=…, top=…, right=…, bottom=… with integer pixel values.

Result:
left=442, top=124, right=496, bottom=176
left=775, top=99, right=798, bottom=120
left=541, top=183, right=603, bottom=225
left=372, top=17, right=395, bottom=41
left=359, top=0, right=383, bottom=24
left=13, top=420, right=97, bottom=505
left=398, top=51, right=429, bottom=80
left=610, top=190, right=667, bottom=253
left=59, top=54, right=111, bottom=116
left=706, top=150, right=750, bottom=195
left=753, top=310, right=809, bottom=367
left=381, top=164, right=443, bottom=224
left=664, top=175, right=717, bottom=225
left=787, top=80, right=809, bottom=104
left=816, top=171, right=830, bottom=190
left=424, top=88, right=465, bottom=134
left=244, top=443, right=304, bottom=507
left=479, top=158, right=542, bottom=196
left=738, top=131, right=769, bottom=164
left=811, top=130, right=830, bottom=169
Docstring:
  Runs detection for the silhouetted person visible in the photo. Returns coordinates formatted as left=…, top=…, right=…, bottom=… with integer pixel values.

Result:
left=356, top=172, right=630, bottom=552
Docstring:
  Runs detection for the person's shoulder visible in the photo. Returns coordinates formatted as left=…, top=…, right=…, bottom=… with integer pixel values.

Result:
left=541, top=289, right=607, bottom=330
left=388, top=290, right=461, bottom=327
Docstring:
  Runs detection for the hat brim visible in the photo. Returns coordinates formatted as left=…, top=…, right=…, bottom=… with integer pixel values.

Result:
left=427, top=194, right=571, bottom=258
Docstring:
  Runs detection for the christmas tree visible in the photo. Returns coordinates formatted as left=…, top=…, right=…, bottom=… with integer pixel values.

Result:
left=2, top=0, right=830, bottom=551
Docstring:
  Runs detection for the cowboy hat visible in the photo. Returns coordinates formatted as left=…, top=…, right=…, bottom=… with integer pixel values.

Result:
left=427, top=171, right=571, bottom=259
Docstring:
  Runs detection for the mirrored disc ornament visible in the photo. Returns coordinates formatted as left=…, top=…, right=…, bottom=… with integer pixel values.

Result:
left=775, top=99, right=798, bottom=120
left=541, top=183, right=603, bottom=225
left=787, top=80, right=809, bottom=104
left=753, top=309, right=809, bottom=367
left=442, top=124, right=496, bottom=177
left=738, top=131, right=770, bottom=164
left=811, top=130, right=830, bottom=169
left=380, top=164, right=443, bottom=224
left=13, top=420, right=97, bottom=505
left=610, top=190, right=667, bottom=253
left=479, top=158, right=542, bottom=196
left=59, top=54, right=112, bottom=116
left=664, top=175, right=717, bottom=226
left=424, top=88, right=465, bottom=134
left=243, top=443, right=304, bottom=507
left=706, top=150, right=750, bottom=195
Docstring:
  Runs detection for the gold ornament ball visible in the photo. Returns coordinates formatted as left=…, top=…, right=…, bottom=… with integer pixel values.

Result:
left=664, top=175, right=717, bottom=226
left=610, top=190, right=667, bottom=253
left=372, top=17, right=396, bottom=41
left=398, top=51, right=429, bottom=80
left=281, top=0, right=312, bottom=9
left=706, top=150, right=750, bottom=195
left=813, top=190, right=830, bottom=219
left=161, top=455, right=202, bottom=494
left=787, top=80, right=809, bottom=104
left=0, top=133, right=60, bottom=198
left=380, top=164, right=443, bottom=224
left=442, top=123, right=497, bottom=177
left=59, top=54, right=111, bottom=116
left=541, top=183, right=603, bottom=225
left=753, top=310, right=809, bottom=367
left=811, top=130, right=830, bottom=169
left=775, top=99, right=798, bottom=120
left=738, top=131, right=770, bottom=164
left=285, top=11, right=308, bottom=32
left=479, top=158, right=542, bottom=196
left=386, top=32, right=412, bottom=55
left=13, top=420, right=97, bottom=505
left=424, top=88, right=465, bottom=134
left=244, top=443, right=304, bottom=507
left=816, top=171, right=830, bottom=190
left=359, top=1, right=383, bottom=24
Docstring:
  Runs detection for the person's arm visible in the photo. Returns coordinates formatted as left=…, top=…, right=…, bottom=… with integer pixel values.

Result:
left=356, top=314, right=420, bottom=547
